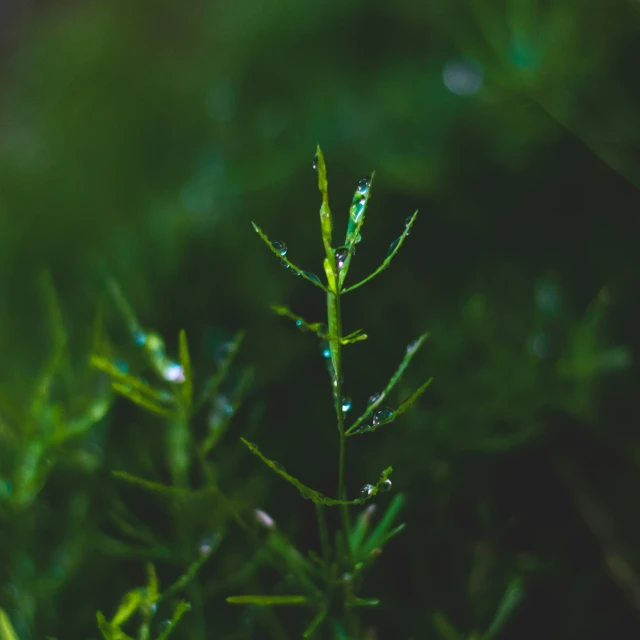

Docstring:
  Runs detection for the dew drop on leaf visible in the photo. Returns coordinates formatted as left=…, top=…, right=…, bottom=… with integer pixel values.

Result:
left=163, top=361, right=185, bottom=383
left=302, top=271, right=322, bottom=285
left=379, top=478, right=392, bottom=492
left=335, top=247, right=349, bottom=270
left=387, top=237, right=401, bottom=257
left=372, top=408, right=394, bottom=425
left=132, top=330, right=147, bottom=346
left=342, top=396, right=352, bottom=412
left=312, top=154, right=318, bottom=171
left=368, top=392, right=381, bottom=407
left=271, top=240, right=287, bottom=256
left=360, top=484, right=375, bottom=498
left=320, top=341, right=331, bottom=359
left=406, top=338, right=420, bottom=354
left=198, top=534, right=216, bottom=557
left=357, top=177, right=371, bottom=195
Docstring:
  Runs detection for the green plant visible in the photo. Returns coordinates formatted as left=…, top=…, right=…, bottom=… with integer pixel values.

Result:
left=227, top=147, right=432, bottom=637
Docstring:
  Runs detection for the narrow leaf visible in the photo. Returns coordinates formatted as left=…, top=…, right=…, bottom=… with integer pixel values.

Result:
left=96, top=612, right=136, bottom=640
left=341, top=173, right=375, bottom=287
left=347, top=598, right=379, bottom=607
left=271, top=305, right=327, bottom=338
left=226, top=595, right=310, bottom=606
left=195, top=330, right=245, bottom=412
left=483, top=577, right=525, bottom=639
left=252, top=223, right=329, bottom=292
left=0, top=609, right=19, bottom=640
left=91, top=356, right=173, bottom=406
left=178, top=330, right=193, bottom=411
left=111, top=384, right=175, bottom=419
left=362, top=494, right=405, bottom=554
left=241, top=439, right=390, bottom=506
left=303, top=609, right=328, bottom=637
left=146, top=563, right=159, bottom=604
left=157, top=601, right=191, bottom=640
left=347, top=333, right=429, bottom=435
left=393, top=377, right=434, bottom=418
left=111, top=471, right=196, bottom=498
left=111, top=589, right=144, bottom=626
left=342, top=211, right=418, bottom=293
left=315, top=146, right=333, bottom=258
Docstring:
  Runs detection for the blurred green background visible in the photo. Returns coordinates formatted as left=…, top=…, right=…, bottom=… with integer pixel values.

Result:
left=2, top=0, right=640, bottom=638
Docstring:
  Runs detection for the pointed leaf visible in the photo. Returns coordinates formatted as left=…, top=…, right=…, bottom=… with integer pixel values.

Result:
left=91, top=356, right=174, bottom=406
left=393, top=377, right=434, bottom=418
left=226, top=595, right=310, bottom=606
left=347, top=598, right=379, bottom=607
left=347, top=333, right=429, bottom=435
left=96, top=612, right=136, bottom=640
left=111, top=471, right=198, bottom=498
left=362, top=494, right=405, bottom=554
left=340, top=173, right=375, bottom=286
left=342, top=211, right=418, bottom=293
left=315, top=146, right=333, bottom=258
left=0, top=609, right=19, bottom=640
left=241, top=439, right=391, bottom=506
left=111, top=384, right=175, bottom=419
left=111, top=589, right=144, bottom=626
left=271, top=305, right=327, bottom=338
left=157, top=601, right=191, bottom=640
left=483, top=577, right=524, bottom=640
left=252, top=223, right=329, bottom=291
left=178, top=330, right=193, bottom=411
left=195, top=330, right=245, bottom=412
left=303, top=608, right=328, bottom=637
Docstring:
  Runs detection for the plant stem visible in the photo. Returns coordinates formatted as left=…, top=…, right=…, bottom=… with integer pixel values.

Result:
left=327, top=286, right=352, bottom=560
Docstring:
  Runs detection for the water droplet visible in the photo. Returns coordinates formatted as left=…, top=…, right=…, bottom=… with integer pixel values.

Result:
left=302, top=271, right=322, bottom=285
left=271, top=240, right=287, bottom=256
left=198, top=534, right=216, bottom=557
left=312, top=154, right=318, bottom=171
left=342, top=572, right=353, bottom=582
left=387, top=237, right=401, bottom=257
left=254, top=508, right=275, bottom=529
left=353, top=425, right=372, bottom=435
left=442, top=58, right=484, bottom=96
left=158, top=619, right=172, bottom=633
left=379, top=478, right=392, bottom=492
left=357, top=177, right=371, bottom=195
left=368, top=392, right=381, bottom=407
left=280, top=260, right=290, bottom=270
left=150, top=602, right=158, bottom=614
left=320, top=341, right=331, bottom=359
left=406, top=338, right=420, bottom=354
left=114, top=359, right=129, bottom=374
left=342, top=396, right=352, bottom=412
left=372, top=408, right=394, bottom=425
left=132, top=330, right=147, bottom=346
left=360, top=484, right=375, bottom=498
left=405, top=216, right=413, bottom=228
left=335, top=247, right=349, bottom=269
left=163, top=361, right=185, bottom=383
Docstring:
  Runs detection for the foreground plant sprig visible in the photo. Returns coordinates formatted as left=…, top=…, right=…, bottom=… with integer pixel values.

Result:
left=234, top=147, right=432, bottom=635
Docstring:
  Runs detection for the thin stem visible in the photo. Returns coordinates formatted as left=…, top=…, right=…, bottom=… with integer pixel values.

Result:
left=327, top=286, right=352, bottom=560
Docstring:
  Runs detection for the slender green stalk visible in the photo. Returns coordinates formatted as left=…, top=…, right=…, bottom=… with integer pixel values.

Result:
left=327, top=281, right=352, bottom=558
